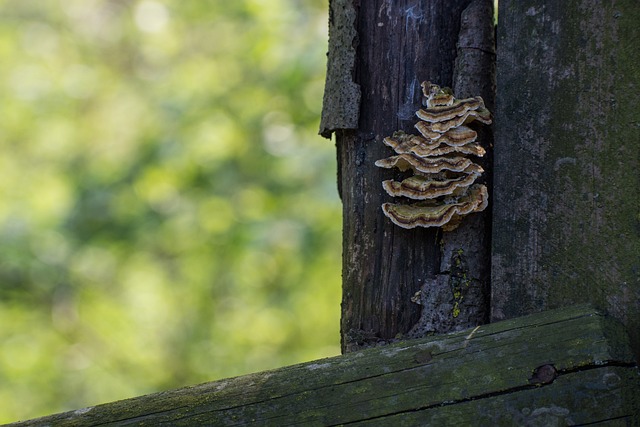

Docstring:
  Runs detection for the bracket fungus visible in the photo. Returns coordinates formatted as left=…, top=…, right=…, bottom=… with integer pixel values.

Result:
left=376, top=82, right=492, bottom=230
left=382, top=131, right=485, bottom=157
left=375, top=154, right=476, bottom=175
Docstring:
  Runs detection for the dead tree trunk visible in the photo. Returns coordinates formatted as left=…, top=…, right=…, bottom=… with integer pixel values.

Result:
left=492, top=0, right=640, bottom=359
left=321, top=0, right=495, bottom=352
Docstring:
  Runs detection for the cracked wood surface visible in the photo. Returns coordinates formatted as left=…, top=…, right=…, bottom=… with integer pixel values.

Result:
left=9, top=305, right=639, bottom=426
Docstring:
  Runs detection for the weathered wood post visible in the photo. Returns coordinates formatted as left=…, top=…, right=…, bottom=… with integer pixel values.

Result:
left=321, top=0, right=496, bottom=352
left=492, top=0, right=640, bottom=359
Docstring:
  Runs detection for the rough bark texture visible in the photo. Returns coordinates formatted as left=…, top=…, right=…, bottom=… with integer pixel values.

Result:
left=329, top=0, right=499, bottom=353
left=10, top=306, right=639, bottom=426
left=492, top=0, right=640, bottom=360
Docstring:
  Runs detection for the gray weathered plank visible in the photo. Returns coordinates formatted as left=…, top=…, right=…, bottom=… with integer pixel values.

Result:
left=8, top=305, right=639, bottom=426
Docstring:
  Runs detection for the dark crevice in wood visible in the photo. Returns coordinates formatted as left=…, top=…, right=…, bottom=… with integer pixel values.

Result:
left=573, top=415, right=636, bottom=426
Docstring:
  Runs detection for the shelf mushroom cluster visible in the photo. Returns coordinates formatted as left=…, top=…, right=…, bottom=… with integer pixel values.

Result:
left=375, top=82, right=492, bottom=231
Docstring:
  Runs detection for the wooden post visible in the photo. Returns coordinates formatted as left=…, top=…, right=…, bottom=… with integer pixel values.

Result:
left=321, top=0, right=496, bottom=352
left=492, top=0, right=640, bottom=359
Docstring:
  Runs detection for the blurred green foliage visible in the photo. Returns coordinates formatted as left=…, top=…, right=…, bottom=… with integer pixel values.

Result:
left=0, top=0, right=340, bottom=422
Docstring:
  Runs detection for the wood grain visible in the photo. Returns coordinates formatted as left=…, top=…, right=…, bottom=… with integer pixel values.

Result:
left=491, top=0, right=640, bottom=360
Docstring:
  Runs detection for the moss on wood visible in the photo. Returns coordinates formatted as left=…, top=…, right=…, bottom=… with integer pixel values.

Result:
left=9, top=305, right=639, bottom=426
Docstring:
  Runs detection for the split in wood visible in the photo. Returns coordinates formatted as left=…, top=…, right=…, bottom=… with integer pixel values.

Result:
left=376, top=82, right=492, bottom=230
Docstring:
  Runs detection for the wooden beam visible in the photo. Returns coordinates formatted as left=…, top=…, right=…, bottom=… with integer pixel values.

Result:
left=10, top=305, right=639, bottom=425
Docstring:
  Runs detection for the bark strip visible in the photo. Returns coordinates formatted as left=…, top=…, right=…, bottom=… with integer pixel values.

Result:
left=319, top=0, right=360, bottom=138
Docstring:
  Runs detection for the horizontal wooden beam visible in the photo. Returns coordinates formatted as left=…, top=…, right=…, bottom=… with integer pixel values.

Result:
left=9, top=305, right=639, bottom=426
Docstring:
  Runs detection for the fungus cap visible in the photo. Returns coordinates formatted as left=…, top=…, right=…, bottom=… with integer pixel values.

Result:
left=421, top=81, right=454, bottom=107
left=375, top=154, right=474, bottom=175
left=381, top=184, right=488, bottom=230
left=416, top=96, right=485, bottom=123
left=414, top=124, right=478, bottom=145
left=381, top=169, right=482, bottom=200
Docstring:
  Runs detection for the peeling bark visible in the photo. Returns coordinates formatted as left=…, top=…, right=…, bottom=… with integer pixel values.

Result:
left=319, top=0, right=360, bottom=138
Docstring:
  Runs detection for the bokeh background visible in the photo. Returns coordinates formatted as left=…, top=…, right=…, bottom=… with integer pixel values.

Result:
left=0, top=0, right=341, bottom=422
